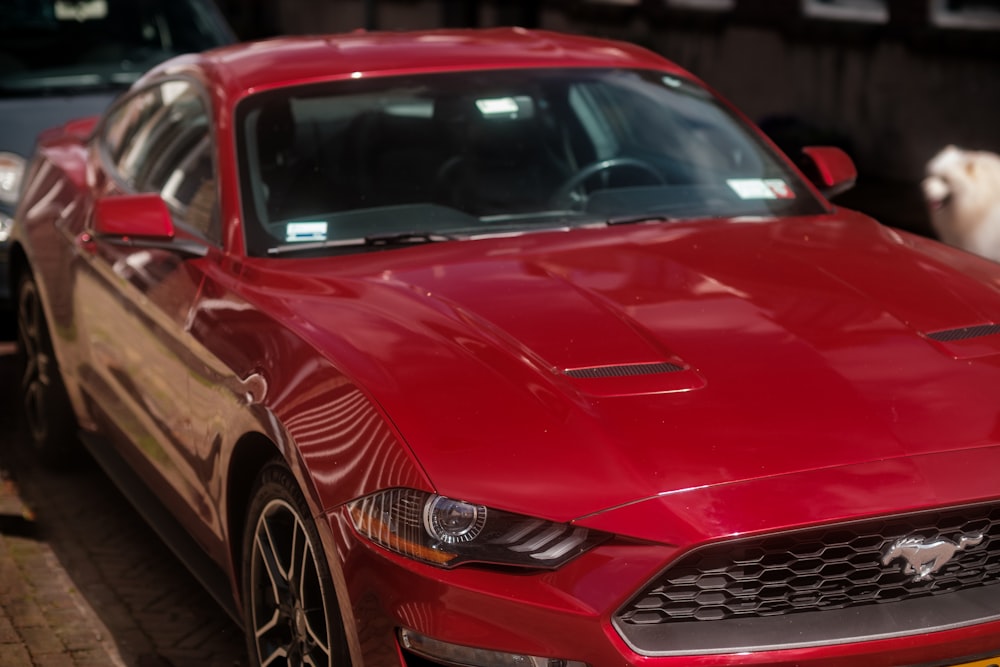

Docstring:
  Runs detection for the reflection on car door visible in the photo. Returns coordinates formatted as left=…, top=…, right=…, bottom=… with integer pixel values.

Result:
left=74, top=77, right=225, bottom=556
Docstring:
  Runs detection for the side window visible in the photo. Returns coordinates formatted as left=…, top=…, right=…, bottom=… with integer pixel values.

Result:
left=101, top=79, right=219, bottom=242
left=103, top=88, right=162, bottom=170
left=161, top=133, right=216, bottom=238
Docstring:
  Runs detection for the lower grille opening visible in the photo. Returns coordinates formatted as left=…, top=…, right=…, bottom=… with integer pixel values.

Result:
left=614, top=502, right=1000, bottom=655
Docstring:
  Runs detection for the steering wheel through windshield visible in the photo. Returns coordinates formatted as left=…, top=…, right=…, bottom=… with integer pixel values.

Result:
left=551, top=157, right=665, bottom=209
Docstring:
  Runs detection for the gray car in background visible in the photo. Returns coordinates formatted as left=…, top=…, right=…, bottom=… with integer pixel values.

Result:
left=0, top=0, right=234, bottom=307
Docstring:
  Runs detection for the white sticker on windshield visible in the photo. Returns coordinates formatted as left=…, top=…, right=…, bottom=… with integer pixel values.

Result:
left=727, top=178, right=796, bottom=200
left=55, top=0, right=108, bottom=21
left=286, top=222, right=328, bottom=242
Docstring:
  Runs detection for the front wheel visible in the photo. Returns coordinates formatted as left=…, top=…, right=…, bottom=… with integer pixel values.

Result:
left=241, top=462, right=351, bottom=667
left=16, top=270, right=78, bottom=467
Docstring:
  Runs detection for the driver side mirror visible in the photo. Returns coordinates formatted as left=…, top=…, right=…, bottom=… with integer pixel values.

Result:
left=94, top=193, right=176, bottom=240
left=92, top=193, right=208, bottom=257
left=799, top=146, right=857, bottom=200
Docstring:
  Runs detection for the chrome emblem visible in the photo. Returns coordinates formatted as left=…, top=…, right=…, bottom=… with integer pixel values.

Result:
left=881, top=533, right=984, bottom=582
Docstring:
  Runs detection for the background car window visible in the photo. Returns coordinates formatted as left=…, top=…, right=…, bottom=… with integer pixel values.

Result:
left=101, top=79, right=219, bottom=242
left=0, top=0, right=233, bottom=94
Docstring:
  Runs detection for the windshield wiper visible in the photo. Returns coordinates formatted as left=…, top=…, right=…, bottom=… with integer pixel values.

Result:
left=267, top=231, right=458, bottom=256
left=605, top=214, right=676, bottom=226
left=364, top=231, right=458, bottom=245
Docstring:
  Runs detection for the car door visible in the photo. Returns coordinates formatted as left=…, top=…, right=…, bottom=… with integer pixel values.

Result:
left=74, top=77, right=225, bottom=553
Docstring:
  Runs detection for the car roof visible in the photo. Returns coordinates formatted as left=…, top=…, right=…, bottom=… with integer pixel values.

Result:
left=143, top=27, right=694, bottom=100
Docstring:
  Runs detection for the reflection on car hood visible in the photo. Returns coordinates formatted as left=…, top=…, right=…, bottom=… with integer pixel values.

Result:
left=264, top=210, right=1000, bottom=535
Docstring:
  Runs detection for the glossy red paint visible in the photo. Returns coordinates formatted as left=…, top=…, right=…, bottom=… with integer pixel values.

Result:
left=243, top=213, right=1000, bottom=527
left=801, top=146, right=858, bottom=198
left=94, top=194, right=176, bottom=239
left=181, top=28, right=694, bottom=93
left=331, top=511, right=1000, bottom=667
left=11, top=26, right=1000, bottom=667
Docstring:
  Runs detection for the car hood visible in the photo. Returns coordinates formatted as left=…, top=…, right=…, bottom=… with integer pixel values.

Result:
left=260, top=211, right=1000, bottom=540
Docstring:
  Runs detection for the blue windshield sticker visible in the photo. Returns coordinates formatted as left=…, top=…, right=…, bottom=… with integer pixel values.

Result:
left=286, top=222, right=328, bottom=242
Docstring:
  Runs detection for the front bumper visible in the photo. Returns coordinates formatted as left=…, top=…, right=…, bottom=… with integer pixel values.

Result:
left=328, top=508, right=1000, bottom=667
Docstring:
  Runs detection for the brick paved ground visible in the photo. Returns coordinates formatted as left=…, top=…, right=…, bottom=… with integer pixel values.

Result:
left=0, top=467, right=123, bottom=667
left=0, top=322, right=247, bottom=667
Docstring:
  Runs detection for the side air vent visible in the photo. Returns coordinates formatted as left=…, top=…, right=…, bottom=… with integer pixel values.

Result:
left=927, top=324, right=1000, bottom=342
left=564, top=362, right=684, bottom=379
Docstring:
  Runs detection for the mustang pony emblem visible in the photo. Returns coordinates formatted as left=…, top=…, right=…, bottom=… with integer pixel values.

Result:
left=881, top=533, right=984, bottom=582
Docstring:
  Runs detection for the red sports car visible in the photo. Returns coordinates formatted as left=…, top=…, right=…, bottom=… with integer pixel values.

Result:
left=10, top=27, right=1000, bottom=667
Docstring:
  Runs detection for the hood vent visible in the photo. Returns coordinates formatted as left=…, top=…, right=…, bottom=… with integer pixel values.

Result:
left=927, top=324, right=1000, bottom=342
left=564, top=362, right=684, bottom=379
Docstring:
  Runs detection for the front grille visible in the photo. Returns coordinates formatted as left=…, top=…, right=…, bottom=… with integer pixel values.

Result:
left=617, top=503, right=1000, bottom=628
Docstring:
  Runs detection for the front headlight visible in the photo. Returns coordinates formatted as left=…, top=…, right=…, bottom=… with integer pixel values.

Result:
left=347, top=488, right=608, bottom=568
left=0, top=152, right=25, bottom=205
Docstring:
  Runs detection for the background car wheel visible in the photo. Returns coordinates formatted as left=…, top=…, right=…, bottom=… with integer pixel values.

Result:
left=16, top=270, right=78, bottom=467
left=242, top=462, right=351, bottom=667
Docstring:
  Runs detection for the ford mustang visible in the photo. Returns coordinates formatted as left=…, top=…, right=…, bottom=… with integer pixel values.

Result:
left=10, top=27, right=1000, bottom=667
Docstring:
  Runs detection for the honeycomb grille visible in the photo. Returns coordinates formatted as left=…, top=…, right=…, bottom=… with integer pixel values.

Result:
left=617, top=503, right=1000, bottom=626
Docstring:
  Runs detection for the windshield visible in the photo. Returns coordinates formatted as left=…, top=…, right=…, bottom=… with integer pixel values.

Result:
left=0, top=0, right=233, bottom=95
left=236, top=68, right=827, bottom=257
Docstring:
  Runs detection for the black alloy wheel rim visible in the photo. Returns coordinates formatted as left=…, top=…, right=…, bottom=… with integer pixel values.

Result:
left=249, top=498, right=333, bottom=666
left=18, top=279, right=51, bottom=446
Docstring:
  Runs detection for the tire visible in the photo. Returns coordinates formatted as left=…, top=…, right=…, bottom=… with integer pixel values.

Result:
left=241, top=462, right=351, bottom=667
left=16, top=270, right=78, bottom=467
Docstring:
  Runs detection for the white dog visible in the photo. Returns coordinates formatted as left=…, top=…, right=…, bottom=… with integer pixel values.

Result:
left=922, top=145, right=1000, bottom=262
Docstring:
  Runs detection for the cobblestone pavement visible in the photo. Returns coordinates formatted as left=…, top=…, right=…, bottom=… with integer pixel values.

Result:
left=0, top=322, right=247, bottom=667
